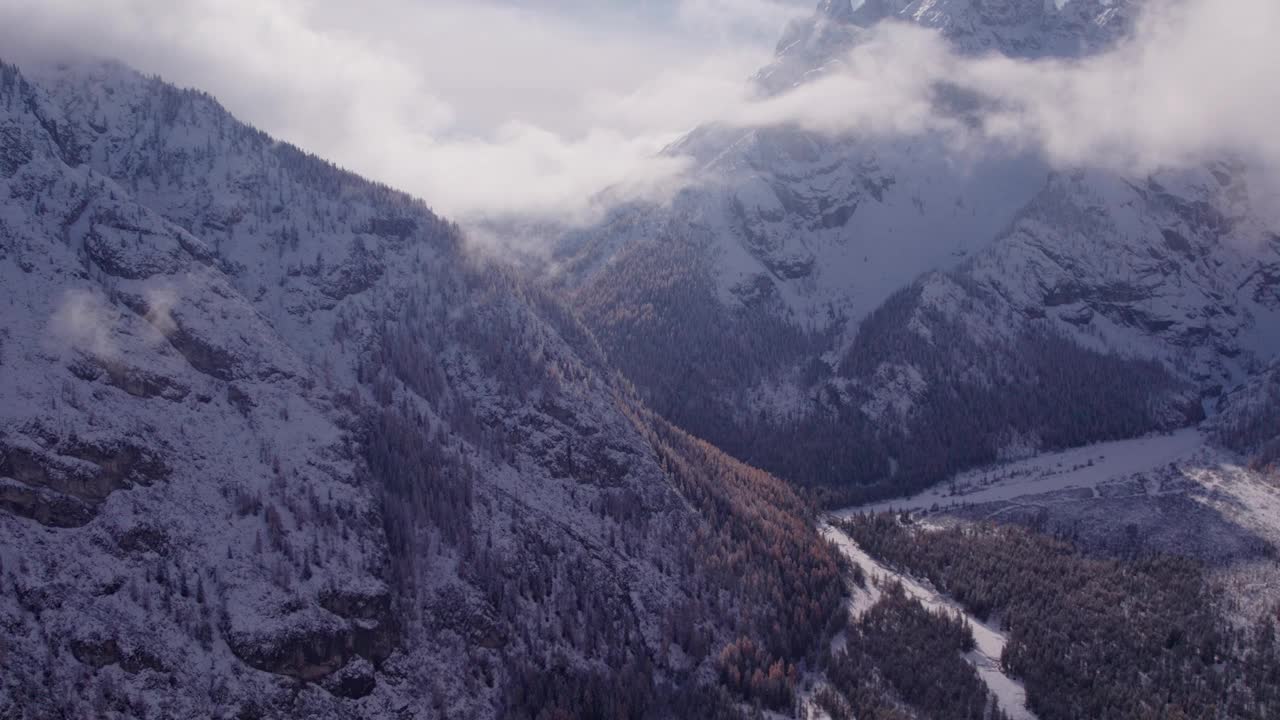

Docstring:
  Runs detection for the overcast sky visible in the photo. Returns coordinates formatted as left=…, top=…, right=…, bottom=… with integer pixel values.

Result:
left=1, top=0, right=1278, bottom=223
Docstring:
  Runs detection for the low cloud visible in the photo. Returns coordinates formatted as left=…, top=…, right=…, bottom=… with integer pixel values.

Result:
left=737, top=0, right=1280, bottom=178
left=959, top=0, right=1280, bottom=174
left=144, top=286, right=179, bottom=339
left=0, top=0, right=1276, bottom=225
left=51, top=290, right=120, bottom=361
left=0, top=0, right=790, bottom=223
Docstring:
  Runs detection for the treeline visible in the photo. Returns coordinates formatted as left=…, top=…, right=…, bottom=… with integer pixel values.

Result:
left=574, top=250, right=1197, bottom=508
left=574, top=240, right=856, bottom=709
left=829, top=280, right=1198, bottom=504
left=840, top=514, right=1280, bottom=719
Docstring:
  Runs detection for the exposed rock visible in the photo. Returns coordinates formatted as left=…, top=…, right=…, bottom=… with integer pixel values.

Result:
left=70, top=354, right=190, bottom=401
left=99, top=362, right=190, bottom=401
left=0, top=478, right=94, bottom=528
left=70, top=637, right=120, bottom=669
left=320, top=585, right=398, bottom=664
left=119, top=647, right=167, bottom=674
left=114, top=523, right=171, bottom=555
left=425, top=585, right=507, bottom=651
left=0, top=435, right=168, bottom=503
left=320, top=240, right=383, bottom=300
left=322, top=657, right=376, bottom=699
left=0, top=429, right=168, bottom=526
left=166, top=324, right=238, bottom=380
left=227, top=618, right=354, bottom=682
left=82, top=221, right=186, bottom=279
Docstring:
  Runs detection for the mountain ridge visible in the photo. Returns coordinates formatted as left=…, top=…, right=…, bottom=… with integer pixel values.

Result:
left=0, top=57, right=848, bottom=718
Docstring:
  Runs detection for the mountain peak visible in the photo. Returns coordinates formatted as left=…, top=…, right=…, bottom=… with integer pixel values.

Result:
left=760, top=0, right=1131, bottom=95
left=818, top=0, right=855, bottom=20
left=820, top=0, right=901, bottom=26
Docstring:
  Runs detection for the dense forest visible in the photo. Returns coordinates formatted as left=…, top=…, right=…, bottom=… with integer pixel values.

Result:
left=633, top=414, right=847, bottom=712
left=818, top=582, right=1009, bottom=720
left=359, top=252, right=850, bottom=717
left=840, top=515, right=1280, bottom=719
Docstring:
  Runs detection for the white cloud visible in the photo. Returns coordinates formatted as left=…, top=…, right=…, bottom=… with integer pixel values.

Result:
left=51, top=290, right=120, bottom=361
left=677, top=0, right=811, bottom=44
left=0, top=0, right=782, bottom=221
left=0, top=0, right=1277, bottom=225
left=144, top=285, right=179, bottom=339
left=955, top=0, right=1280, bottom=174
left=736, top=0, right=1280, bottom=178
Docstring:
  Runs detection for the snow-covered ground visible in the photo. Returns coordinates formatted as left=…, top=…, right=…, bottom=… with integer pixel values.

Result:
left=821, top=522, right=1038, bottom=720
left=1184, top=456, right=1280, bottom=550
left=839, top=428, right=1206, bottom=516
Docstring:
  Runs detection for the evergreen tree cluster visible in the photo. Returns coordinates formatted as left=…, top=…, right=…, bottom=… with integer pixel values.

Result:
left=356, top=251, right=848, bottom=716
left=841, top=514, right=1280, bottom=719
left=823, top=584, right=1008, bottom=720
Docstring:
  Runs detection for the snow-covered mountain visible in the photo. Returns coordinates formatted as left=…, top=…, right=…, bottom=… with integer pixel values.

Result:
left=551, top=0, right=1280, bottom=504
left=0, top=60, right=845, bottom=718
left=756, top=0, right=1133, bottom=95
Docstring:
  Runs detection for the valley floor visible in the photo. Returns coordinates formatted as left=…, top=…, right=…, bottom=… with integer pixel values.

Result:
left=832, top=428, right=1280, bottom=565
left=842, top=428, right=1206, bottom=515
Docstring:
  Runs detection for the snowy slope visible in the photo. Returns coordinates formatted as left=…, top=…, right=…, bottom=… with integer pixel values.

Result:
left=853, top=164, right=1280, bottom=423
left=955, top=167, right=1280, bottom=388
left=833, top=426, right=1280, bottom=563
left=1, top=60, right=408, bottom=715
left=560, top=0, right=1139, bottom=324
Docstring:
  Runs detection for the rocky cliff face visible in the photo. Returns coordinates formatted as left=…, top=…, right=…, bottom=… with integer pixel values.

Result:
left=945, top=167, right=1280, bottom=388
left=0, top=60, right=843, bottom=718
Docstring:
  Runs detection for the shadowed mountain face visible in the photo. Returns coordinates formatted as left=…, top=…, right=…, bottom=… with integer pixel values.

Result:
left=0, top=60, right=848, bottom=718
left=548, top=0, right=1280, bottom=506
